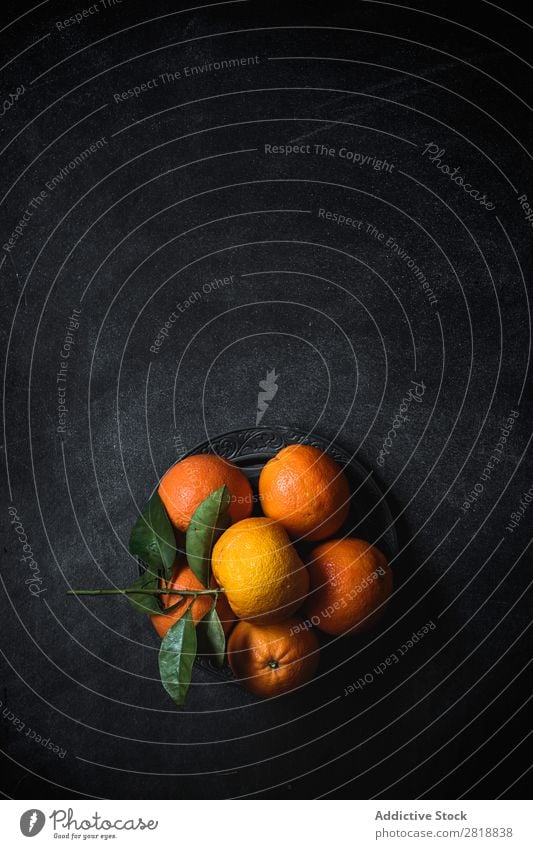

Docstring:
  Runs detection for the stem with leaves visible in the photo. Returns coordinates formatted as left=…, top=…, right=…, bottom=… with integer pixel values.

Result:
left=67, top=588, right=225, bottom=597
left=68, top=484, right=233, bottom=706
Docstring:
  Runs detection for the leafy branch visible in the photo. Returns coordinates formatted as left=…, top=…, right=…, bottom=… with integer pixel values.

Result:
left=67, top=588, right=225, bottom=597
left=68, top=484, right=233, bottom=706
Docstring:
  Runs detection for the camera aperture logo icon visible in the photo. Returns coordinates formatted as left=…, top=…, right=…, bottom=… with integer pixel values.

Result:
left=20, top=809, right=46, bottom=837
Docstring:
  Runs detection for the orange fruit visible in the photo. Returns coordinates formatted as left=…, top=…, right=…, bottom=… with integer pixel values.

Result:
left=151, top=563, right=235, bottom=639
left=158, top=453, right=253, bottom=532
left=259, top=444, right=350, bottom=541
left=227, top=618, right=319, bottom=697
left=211, top=517, right=309, bottom=624
left=304, top=538, right=393, bottom=635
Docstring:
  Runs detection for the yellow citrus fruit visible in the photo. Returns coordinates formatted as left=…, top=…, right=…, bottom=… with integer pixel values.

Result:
left=211, top=517, right=309, bottom=624
left=227, top=618, right=320, bottom=697
left=259, top=444, right=350, bottom=541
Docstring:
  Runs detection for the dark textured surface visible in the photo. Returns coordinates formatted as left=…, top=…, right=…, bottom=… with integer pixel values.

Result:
left=0, top=0, right=531, bottom=799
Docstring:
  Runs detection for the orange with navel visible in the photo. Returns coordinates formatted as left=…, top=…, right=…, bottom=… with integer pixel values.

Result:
left=227, top=617, right=320, bottom=697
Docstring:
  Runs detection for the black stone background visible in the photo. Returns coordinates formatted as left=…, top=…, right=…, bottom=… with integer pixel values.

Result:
left=0, top=0, right=532, bottom=800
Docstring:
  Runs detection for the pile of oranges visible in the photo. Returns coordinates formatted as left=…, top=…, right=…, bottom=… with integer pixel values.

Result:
left=155, top=444, right=393, bottom=698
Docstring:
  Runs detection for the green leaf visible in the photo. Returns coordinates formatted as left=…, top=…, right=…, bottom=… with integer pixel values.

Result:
left=124, top=571, right=162, bottom=615
left=197, top=606, right=226, bottom=667
left=185, top=485, right=231, bottom=586
left=129, top=491, right=176, bottom=578
left=159, top=609, right=197, bottom=706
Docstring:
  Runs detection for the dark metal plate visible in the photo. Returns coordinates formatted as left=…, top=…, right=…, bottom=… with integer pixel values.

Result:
left=180, top=426, right=398, bottom=680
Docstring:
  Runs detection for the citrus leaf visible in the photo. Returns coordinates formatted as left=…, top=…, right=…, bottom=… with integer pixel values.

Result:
left=129, top=492, right=176, bottom=578
left=197, top=606, right=226, bottom=667
left=125, top=571, right=162, bottom=615
left=159, top=609, right=197, bottom=706
left=185, top=485, right=231, bottom=586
